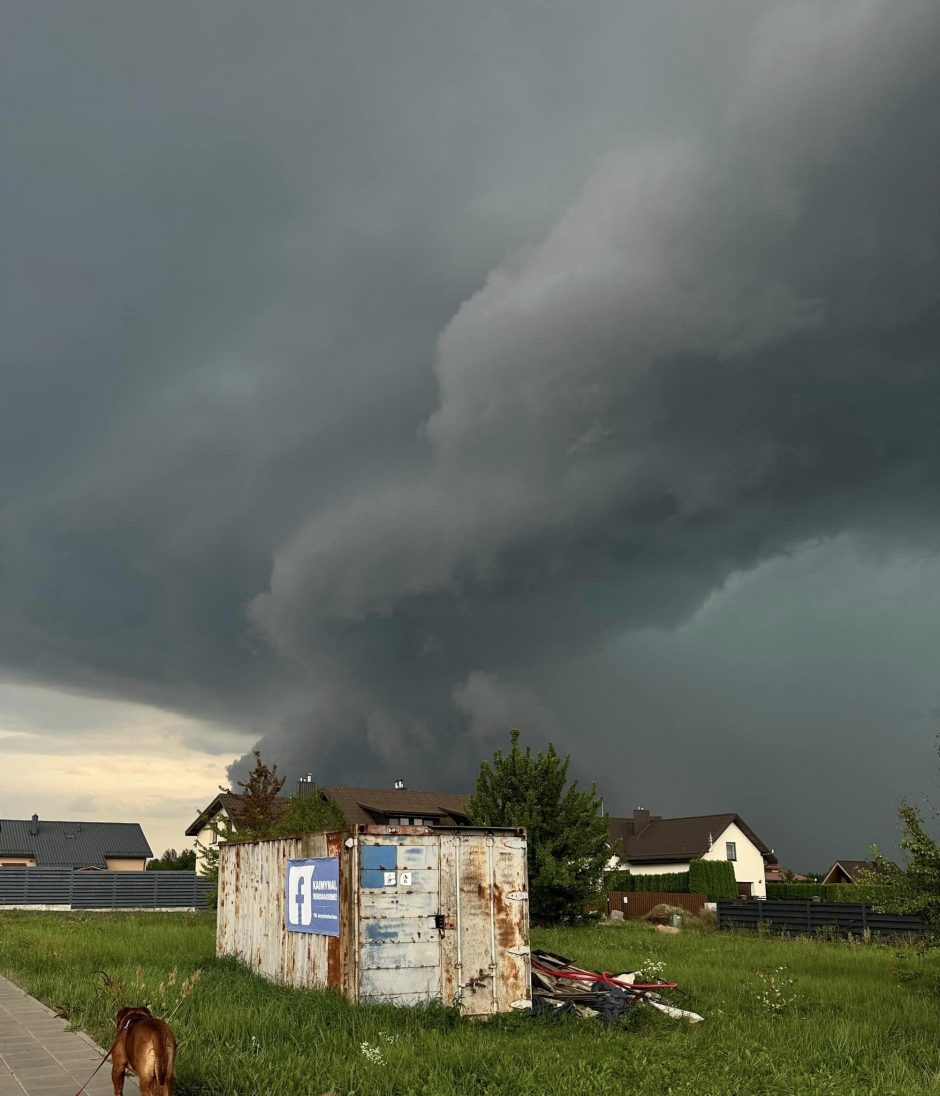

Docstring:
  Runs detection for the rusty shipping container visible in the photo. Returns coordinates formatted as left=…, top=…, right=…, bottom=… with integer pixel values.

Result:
left=216, top=826, right=530, bottom=1016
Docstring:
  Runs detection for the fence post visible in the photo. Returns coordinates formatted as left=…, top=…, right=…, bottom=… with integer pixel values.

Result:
left=807, top=902, right=812, bottom=934
left=861, top=904, right=868, bottom=932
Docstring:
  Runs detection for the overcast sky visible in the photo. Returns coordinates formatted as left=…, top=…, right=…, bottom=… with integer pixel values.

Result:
left=1, top=0, right=938, bottom=869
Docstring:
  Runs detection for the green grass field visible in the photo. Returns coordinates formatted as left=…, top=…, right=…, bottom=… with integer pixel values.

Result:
left=0, top=911, right=937, bottom=1095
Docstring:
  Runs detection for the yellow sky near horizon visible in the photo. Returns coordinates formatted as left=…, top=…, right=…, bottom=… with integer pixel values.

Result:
left=0, top=679, right=256, bottom=859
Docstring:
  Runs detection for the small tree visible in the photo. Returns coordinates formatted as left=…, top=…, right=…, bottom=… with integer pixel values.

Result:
left=469, top=728, right=610, bottom=923
left=194, top=758, right=346, bottom=904
left=194, top=751, right=284, bottom=898
left=232, top=750, right=286, bottom=834
left=267, top=791, right=346, bottom=838
left=864, top=803, right=940, bottom=928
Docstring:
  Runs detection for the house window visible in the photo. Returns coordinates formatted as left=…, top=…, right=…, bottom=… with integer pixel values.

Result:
left=726, top=841, right=737, bottom=861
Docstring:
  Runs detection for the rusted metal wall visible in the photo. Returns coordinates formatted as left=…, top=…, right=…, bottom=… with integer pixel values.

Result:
left=217, top=827, right=530, bottom=1015
left=217, top=831, right=339, bottom=990
left=607, top=891, right=706, bottom=918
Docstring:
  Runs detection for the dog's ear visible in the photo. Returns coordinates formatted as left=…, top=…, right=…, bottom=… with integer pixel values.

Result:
left=116, top=1007, right=132, bottom=1027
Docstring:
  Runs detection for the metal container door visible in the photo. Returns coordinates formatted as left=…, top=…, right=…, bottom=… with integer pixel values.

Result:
left=357, top=836, right=443, bottom=1006
left=443, top=832, right=530, bottom=1016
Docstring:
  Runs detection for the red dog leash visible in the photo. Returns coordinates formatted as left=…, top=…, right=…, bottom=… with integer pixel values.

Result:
left=71, top=1032, right=122, bottom=1096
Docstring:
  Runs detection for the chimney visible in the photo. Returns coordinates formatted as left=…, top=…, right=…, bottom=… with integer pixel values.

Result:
left=29, top=813, right=39, bottom=836
left=632, top=807, right=651, bottom=835
left=297, top=774, right=315, bottom=798
left=394, top=778, right=406, bottom=790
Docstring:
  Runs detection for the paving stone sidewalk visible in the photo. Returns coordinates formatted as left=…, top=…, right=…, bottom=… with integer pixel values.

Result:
left=0, top=974, right=139, bottom=1096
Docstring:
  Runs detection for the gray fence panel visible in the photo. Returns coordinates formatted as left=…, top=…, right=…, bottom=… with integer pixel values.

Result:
left=718, top=899, right=923, bottom=937
left=0, top=869, right=210, bottom=909
left=27, top=868, right=73, bottom=904
left=0, top=868, right=72, bottom=905
left=71, top=872, right=116, bottom=908
left=0, top=869, right=28, bottom=905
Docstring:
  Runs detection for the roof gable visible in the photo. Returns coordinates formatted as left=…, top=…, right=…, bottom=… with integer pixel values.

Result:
left=822, top=858, right=898, bottom=883
left=184, top=793, right=254, bottom=837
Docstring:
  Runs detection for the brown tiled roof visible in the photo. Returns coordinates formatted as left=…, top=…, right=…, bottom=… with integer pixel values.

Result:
left=823, top=858, right=898, bottom=882
left=830, top=859, right=876, bottom=876
left=608, top=812, right=772, bottom=864
left=322, top=786, right=472, bottom=828
left=187, top=785, right=473, bottom=836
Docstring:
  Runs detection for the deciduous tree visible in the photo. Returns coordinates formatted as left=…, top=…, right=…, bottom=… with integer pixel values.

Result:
left=147, top=848, right=196, bottom=871
left=469, top=728, right=609, bottom=923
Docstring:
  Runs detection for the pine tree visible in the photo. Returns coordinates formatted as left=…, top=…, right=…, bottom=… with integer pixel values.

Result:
left=469, top=728, right=609, bottom=923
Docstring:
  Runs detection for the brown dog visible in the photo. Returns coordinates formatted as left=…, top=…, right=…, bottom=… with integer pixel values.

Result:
left=112, top=1006, right=176, bottom=1096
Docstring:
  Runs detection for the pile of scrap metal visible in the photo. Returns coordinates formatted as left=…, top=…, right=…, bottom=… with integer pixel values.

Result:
left=528, top=950, right=703, bottom=1025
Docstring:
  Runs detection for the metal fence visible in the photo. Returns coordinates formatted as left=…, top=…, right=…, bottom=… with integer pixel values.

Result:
left=0, top=869, right=212, bottom=910
left=608, top=891, right=707, bottom=919
left=717, top=899, right=924, bottom=937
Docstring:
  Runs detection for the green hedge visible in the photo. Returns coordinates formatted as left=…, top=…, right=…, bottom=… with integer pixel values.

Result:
left=604, top=870, right=690, bottom=894
left=689, top=858, right=737, bottom=900
left=766, top=883, right=889, bottom=903
left=605, top=861, right=738, bottom=898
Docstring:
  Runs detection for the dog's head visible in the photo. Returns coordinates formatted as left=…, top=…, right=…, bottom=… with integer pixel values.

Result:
left=116, top=1006, right=153, bottom=1031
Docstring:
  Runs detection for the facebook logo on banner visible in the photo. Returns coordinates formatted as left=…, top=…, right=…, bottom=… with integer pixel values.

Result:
left=286, top=857, right=340, bottom=936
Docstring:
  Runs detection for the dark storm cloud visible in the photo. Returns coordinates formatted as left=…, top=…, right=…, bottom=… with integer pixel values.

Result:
left=249, top=2, right=940, bottom=808
left=1, top=0, right=938, bottom=862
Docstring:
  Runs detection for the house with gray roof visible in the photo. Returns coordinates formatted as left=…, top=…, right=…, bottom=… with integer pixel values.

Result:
left=0, top=814, right=152, bottom=870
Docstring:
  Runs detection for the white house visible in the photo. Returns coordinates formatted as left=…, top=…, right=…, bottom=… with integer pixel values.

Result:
left=606, top=808, right=773, bottom=899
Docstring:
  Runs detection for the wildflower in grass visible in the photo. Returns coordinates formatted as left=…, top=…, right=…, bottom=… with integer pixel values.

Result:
left=755, top=965, right=799, bottom=1015
left=360, top=1041, right=385, bottom=1065
left=637, top=957, right=666, bottom=981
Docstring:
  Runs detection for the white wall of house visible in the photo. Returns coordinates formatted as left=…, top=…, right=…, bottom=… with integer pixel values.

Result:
left=703, top=821, right=766, bottom=898
left=606, top=859, right=693, bottom=875
left=0, top=857, right=36, bottom=867
left=191, top=812, right=229, bottom=870
left=105, top=857, right=147, bottom=871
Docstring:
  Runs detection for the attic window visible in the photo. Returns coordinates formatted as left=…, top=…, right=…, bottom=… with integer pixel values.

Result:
left=726, top=841, right=737, bottom=862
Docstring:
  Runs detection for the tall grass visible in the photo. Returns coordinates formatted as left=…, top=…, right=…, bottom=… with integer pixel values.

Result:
left=0, top=911, right=937, bottom=1095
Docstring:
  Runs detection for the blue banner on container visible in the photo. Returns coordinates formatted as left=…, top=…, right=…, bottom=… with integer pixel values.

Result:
left=285, top=857, right=340, bottom=936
